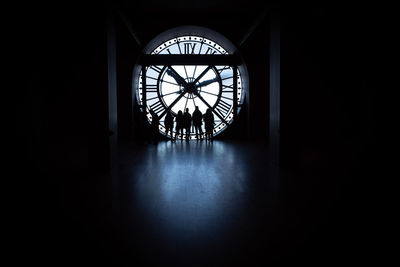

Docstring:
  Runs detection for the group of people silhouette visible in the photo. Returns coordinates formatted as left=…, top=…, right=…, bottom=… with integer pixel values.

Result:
left=150, top=106, right=214, bottom=142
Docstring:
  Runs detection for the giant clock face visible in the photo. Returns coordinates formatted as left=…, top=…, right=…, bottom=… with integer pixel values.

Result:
left=134, top=26, right=248, bottom=140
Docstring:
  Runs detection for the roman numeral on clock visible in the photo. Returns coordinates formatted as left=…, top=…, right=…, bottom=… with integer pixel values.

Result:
left=150, top=65, right=162, bottom=73
left=146, top=84, right=158, bottom=92
left=222, top=84, right=234, bottom=92
left=149, top=101, right=165, bottom=114
left=215, top=99, right=231, bottom=117
left=205, top=47, right=217, bottom=54
left=184, top=43, right=196, bottom=54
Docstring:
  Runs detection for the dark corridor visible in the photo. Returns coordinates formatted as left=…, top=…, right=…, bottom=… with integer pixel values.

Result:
left=15, top=1, right=378, bottom=265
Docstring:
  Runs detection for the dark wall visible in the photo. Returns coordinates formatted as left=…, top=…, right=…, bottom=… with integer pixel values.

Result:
left=277, top=6, right=377, bottom=260
left=16, top=3, right=111, bottom=262
left=20, top=3, right=109, bottom=175
left=116, top=18, right=141, bottom=144
left=280, top=6, right=376, bottom=171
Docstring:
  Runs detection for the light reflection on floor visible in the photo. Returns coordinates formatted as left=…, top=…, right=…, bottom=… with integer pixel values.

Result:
left=115, top=140, right=280, bottom=262
left=131, top=141, right=253, bottom=240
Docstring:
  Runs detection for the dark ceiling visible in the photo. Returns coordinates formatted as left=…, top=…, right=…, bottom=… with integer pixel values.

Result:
left=110, top=0, right=275, bottom=48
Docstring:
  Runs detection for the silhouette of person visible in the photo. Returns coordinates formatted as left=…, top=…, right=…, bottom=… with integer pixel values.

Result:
left=149, top=109, right=159, bottom=143
left=183, top=108, right=192, bottom=140
left=192, top=106, right=203, bottom=140
left=165, top=110, right=174, bottom=141
left=175, top=110, right=184, bottom=140
left=204, top=108, right=214, bottom=141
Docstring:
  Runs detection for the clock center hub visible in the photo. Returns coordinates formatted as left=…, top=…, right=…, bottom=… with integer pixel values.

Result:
left=185, top=82, right=197, bottom=94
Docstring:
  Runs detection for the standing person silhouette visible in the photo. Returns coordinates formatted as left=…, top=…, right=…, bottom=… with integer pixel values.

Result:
left=149, top=109, right=159, bottom=144
left=183, top=108, right=192, bottom=141
left=175, top=110, right=184, bottom=140
left=204, top=108, right=214, bottom=141
left=165, top=110, right=174, bottom=141
left=192, top=106, right=203, bottom=140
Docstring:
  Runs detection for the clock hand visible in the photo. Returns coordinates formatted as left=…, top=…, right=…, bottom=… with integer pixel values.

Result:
left=194, top=77, right=219, bottom=88
left=193, top=65, right=212, bottom=84
left=166, top=66, right=188, bottom=87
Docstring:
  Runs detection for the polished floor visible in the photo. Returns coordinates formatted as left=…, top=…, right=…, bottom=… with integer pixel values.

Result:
left=111, top=141, right=280, bottom=266
left=30, top=140, right=362, bottom=265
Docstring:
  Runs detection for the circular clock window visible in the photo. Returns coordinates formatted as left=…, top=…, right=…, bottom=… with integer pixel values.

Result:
left=133, top=26, right=249, bottom=140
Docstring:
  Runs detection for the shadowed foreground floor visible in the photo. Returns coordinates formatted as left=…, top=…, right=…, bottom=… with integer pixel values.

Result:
left=27, top=140, right=363, bottom=265
left=111, top=141, right=280, bottom=265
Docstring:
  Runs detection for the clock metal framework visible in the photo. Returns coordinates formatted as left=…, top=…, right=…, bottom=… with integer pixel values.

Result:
left=133, top=26, right=249, bottom=140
